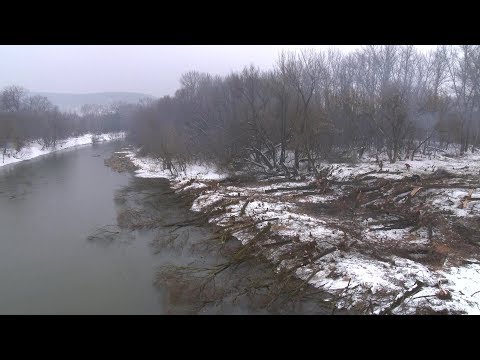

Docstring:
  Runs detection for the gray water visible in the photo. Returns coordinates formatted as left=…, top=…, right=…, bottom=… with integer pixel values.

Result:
left=0, top=142, right=331, bottom=314
left=0, top=142, right=165, bottom=314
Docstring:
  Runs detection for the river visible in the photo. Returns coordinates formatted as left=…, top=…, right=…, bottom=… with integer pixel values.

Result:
left=0, top=141, right=331, bottom=314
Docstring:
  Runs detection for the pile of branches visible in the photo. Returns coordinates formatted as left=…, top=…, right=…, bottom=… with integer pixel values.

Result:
left=293, top=170, right=480, bottom=265
left=104, top=152, right=139, bottom=173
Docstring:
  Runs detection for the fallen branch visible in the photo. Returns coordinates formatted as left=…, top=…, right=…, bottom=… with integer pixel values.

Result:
left=379, top=280, right=425, bottom=315
left=355, top=170, right=377, bottom=179
left=309, top=247, right=338, bottom=264
left=261, top=239, right=294, bottom=248
left=174, top=179, right=196, bottom=193
left=265, top=184, right=317, bottom=193
left=461, top=189, right=474, bottom=209
left=240, top=199, right=251, bottom=216
left=230, top=217, right=280, bottom=234
left=289, top=247, right=337, bottom=273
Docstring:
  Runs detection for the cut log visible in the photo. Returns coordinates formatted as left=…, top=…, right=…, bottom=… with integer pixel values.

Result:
left=462, top=189, right=474, bottom=209
left=355, top=170, right=377, bottom=179
left=410, top=186, right=423, bottom=197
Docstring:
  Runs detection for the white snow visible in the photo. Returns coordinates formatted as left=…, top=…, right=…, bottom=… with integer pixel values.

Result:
left=191, top=193, right=224, bottom=212
left=438, top=264, right=480, bottom=314
left=124, top=151, right=227, bottom=181
left=0, top=132, right=125, bottom=168
left=316, top=150, right=480, bottom=182
left=430, top=189, right=480, bottom=217
left=123, top=146, right=480, bottom=314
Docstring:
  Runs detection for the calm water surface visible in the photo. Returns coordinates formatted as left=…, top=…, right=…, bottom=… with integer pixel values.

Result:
left=0, top=142, right=166, bottom=314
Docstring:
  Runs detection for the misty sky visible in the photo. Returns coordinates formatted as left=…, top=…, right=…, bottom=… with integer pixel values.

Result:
left=0, top=45, right=437, bottom=97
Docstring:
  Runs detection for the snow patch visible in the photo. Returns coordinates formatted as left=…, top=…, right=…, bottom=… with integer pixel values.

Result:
left=0, top=132, right=125, bottom=168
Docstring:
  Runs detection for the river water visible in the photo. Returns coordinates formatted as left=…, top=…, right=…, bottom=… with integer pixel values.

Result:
left=0, top=142, right=331, bottom=314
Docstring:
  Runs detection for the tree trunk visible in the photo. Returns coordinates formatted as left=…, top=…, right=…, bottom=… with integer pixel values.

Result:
left=294, top=147, right=299, bottom=169
left=280, top=109, right=286, bottom=165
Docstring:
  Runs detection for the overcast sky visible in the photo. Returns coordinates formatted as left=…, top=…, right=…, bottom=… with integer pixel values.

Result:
left=0, top=45, right=437, bottom=97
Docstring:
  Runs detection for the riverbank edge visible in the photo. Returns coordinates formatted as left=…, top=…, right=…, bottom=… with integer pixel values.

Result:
left=0, top=132, right=126, bottom=169
left=106, top=147, right=480, bottom=315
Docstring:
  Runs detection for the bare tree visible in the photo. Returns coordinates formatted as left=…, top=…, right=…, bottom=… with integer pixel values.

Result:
left=123, top=45, right=480, bottom=176
left=284, top=49, right=324, bottom=171
left=23, top=95, right=55, bottom=113
left=443, top=45, right=478, bottom=153
left=1, top=85, right=27, bottom=112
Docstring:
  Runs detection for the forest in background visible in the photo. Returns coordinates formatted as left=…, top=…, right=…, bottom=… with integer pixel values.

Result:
left=127, top=45, right=480, bottom=175
left=0, top=85, right=136, bottom=158
left=3, top=45, right=480, bottom=174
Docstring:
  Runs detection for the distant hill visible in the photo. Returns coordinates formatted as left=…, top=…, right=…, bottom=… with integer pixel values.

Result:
left=29, top=91, right=155, bottom=113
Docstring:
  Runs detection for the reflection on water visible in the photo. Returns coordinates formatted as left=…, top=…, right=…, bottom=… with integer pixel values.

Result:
left=112, top=177, right=334, bottom=314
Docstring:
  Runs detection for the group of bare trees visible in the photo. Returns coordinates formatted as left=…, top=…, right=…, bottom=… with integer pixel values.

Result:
left=0, top=85, right=134, bottom=161
left=0, top=85, right=66, bottom=157
left=127, top=45, right=480, bottom=174
left=3, top=45, right=479, bottom=172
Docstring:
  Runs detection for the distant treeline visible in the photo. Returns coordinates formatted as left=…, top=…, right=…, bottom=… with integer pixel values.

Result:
left=0, top=85, right=137, bottom=153
left=3, top=45, right=480, bottom=174
left=127, top=45, right=480, bottom=174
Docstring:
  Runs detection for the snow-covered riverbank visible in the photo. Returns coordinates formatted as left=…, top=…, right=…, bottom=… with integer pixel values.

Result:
left=115, top=147, right=480, bottom=314
left=1, top=132, right=126, bottom=168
